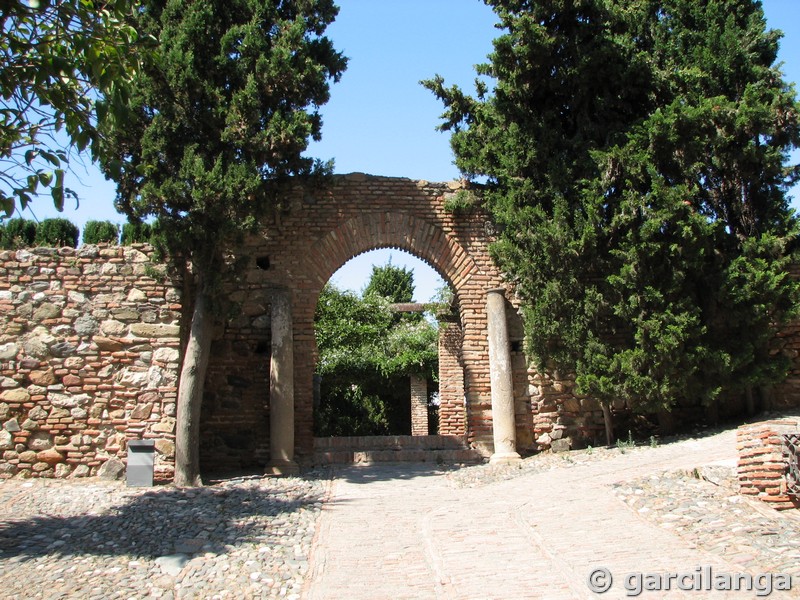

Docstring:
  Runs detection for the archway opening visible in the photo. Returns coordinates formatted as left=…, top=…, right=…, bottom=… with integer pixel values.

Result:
left=313, top=248, right=456, bottom=439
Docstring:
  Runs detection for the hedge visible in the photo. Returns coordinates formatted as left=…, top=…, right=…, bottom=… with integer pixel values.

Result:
left=82, top=220, right=120, bottom=245
left=0, top=218, right=37, bottom=249
left=34, top=218, right=80, bottom=248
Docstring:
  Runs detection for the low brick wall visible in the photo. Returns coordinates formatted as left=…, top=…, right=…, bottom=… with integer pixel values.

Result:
left=0, top=245, right=182, bottom=481
left=737, top=417, right=800, bottom=510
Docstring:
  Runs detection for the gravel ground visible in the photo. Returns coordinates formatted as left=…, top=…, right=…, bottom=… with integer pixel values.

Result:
left=445, top=437, right=653, bottom=488
left=613, top=466, right=800, bottom=577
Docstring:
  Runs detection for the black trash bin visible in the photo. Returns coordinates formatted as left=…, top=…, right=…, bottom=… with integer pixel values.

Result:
left=127, top=439, right=155, bottom=487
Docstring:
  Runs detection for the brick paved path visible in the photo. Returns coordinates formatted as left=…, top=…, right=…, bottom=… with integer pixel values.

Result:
left=304, top=430, right=798, bottom=599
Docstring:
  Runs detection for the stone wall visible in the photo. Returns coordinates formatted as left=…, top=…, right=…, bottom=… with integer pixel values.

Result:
left=0, top=245, right=182, bottom=480
left=240, top=173, right=525, bottom=460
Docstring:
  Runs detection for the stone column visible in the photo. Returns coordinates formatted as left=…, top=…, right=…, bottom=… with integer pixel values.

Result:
left=486, top=289, right=521, bottom=464
left=268, top=289, right=299, bottom=475
left=410, top=375, right=428, bottom=436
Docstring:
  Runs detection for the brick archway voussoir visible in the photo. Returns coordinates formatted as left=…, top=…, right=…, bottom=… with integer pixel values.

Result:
left=304, top=211, right=478, bottom=296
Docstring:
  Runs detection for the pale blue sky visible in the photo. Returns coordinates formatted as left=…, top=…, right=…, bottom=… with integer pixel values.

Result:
left=20, top=0, right=800, bottom=302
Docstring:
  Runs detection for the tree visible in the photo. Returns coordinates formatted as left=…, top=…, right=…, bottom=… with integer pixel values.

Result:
left=426, top=0, right=800, bottom=442
left=0, top=0, right=141, bottom=216
left=100, top=0, right=346, bottom=485
left=363, top=262, right=414, bottom=303
left=314, top=265, right=439, bottom=436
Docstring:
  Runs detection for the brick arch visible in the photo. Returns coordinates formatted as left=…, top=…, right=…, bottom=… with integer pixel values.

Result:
left=303, top=210, right=478, bottom=299
left=207, top=174, right=544, bottom=469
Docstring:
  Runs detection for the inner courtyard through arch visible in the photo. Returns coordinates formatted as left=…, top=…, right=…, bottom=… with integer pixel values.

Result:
left=313, top=249, right=448, bottom=439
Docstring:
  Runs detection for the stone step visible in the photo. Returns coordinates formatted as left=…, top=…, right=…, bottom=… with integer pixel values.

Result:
left=313, top=434, right=471, bottom=452
left=313, top=447, right=484, bottom=466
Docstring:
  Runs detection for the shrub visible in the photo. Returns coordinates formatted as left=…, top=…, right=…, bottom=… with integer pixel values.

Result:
left=120, top=221, right=152, bottom=245
left=0, top=218, right=37, bottom=249
left=443, top=189, right=479, bottom=215
left=82, top=220, right=120, bottom=245
left=34, top=218, right=79, bottom=248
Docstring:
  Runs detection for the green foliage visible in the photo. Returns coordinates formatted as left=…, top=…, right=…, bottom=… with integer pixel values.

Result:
left=0, top=0, right=143, bottom=215
left=315, top=265, right=439, bottom=436
left=34, top=218, right=79, bottom=247
left=100, top=0, right=348, bottom=298
left=96, top=0, right=345, bottom=486
left=120, top=221, right=153, bottom=245
left=315, top=380, right=395, bottom=437
left=616, top=431, right=635, bottom=451
left=82, top=220, right=119, bottom=245
left=443, top=189, right=479, bottom=216
left=0, top=218, right=37, bottom=249
left=363, top=262, right=415, bottom=303
left=426, top=0, right=800, bottom=418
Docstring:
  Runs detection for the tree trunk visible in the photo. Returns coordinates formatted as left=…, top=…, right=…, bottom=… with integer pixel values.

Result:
left=705, top=399, right=720, bottom=426
left=657, top=408, right=675, bottom=435
left=745, top=386, right=757, bottom=416
left=759, top=385, right=774, bottom=412
left=174, top=285, right=214, bottom=487
left=601, top=401, right=614, bottom=446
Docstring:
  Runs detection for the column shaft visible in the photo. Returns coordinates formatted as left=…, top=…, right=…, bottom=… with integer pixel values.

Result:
left=268, top=290, right=299, bottom=475
left=486, top=289, right=521, bottom=464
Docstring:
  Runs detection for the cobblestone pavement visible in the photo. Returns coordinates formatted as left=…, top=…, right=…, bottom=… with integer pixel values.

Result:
left=2, top=420, right=800, bottom=599
left=0, top=474, right=327, bottom=599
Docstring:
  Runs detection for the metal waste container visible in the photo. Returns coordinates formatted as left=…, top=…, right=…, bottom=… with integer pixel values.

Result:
left=127, top=439, right=155, bottom=487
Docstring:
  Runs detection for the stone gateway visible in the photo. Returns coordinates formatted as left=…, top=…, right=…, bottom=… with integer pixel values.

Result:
left=2, top=174, right=799, bottom=480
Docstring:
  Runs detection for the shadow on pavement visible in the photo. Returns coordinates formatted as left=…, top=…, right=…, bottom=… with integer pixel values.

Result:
left=0, top=480, right=322, bottom=562
left=329, top=462, right=461, bottom=485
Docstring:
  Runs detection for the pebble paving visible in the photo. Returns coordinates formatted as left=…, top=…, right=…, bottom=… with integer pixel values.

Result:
left=0, top=473, right=329, bottom=599
left=612, top=466, right=800, bottom=578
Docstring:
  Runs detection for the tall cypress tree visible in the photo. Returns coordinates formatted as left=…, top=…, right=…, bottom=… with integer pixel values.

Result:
left=101, top=0, right=346, bottom=485
left=426, top=0, right=799, bottom=439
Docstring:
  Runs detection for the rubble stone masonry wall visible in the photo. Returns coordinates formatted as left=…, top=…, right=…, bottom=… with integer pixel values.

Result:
left=0, top=245, right=182, bottom=481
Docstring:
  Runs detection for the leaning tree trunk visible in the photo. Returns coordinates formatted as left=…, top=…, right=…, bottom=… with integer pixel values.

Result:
left=174, top=284, right=214, bottom=487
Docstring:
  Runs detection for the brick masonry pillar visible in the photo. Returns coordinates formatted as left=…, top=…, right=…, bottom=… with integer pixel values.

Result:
left=438, top=321, right=466, bottom=436
left=737, top=418, right=800, bottom=510
left=268, top=289, right=299, bottom=475
left=486, top=289, right=521, bottom=464
left=410, top=375, right=428, bottom=436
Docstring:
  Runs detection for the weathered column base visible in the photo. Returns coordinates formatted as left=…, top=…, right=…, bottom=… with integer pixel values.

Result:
left=266, top=460, right=300, bottom=476
left=489, top=451, right=522, bottom=465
